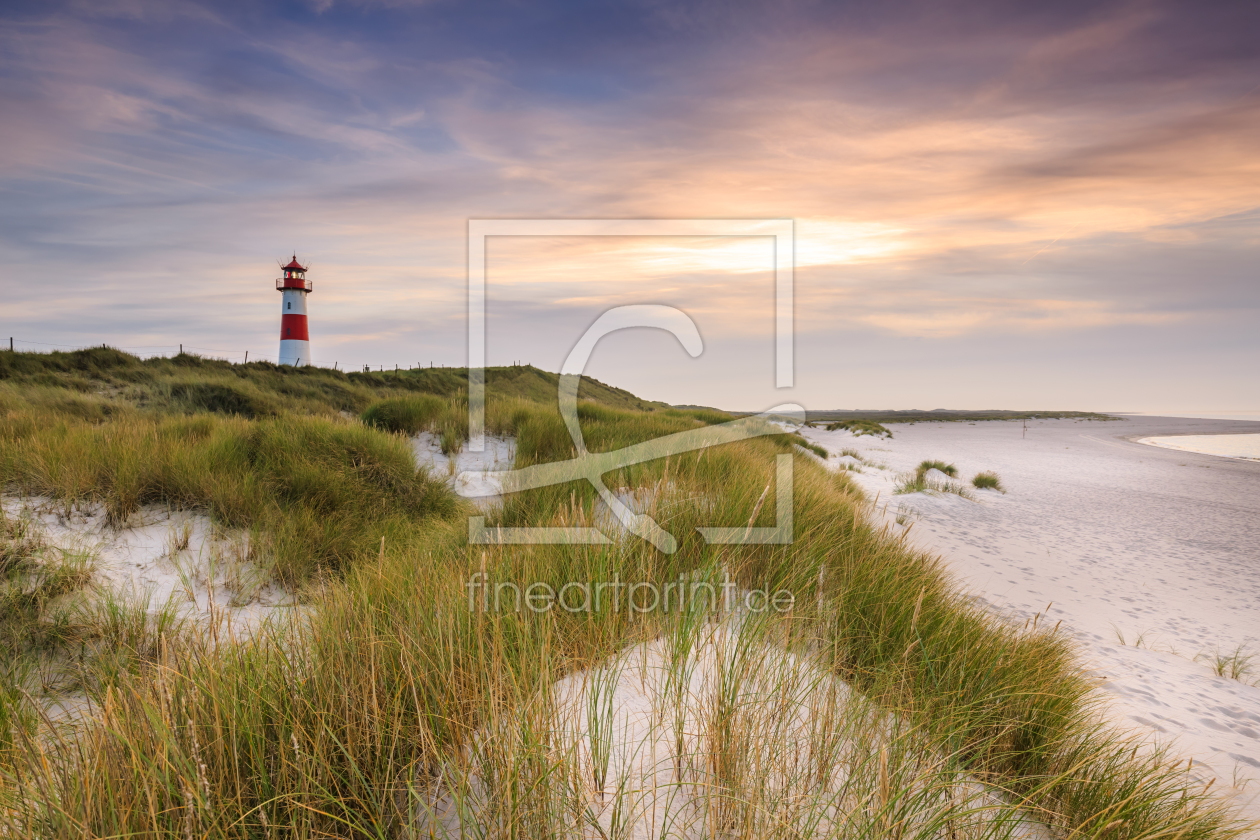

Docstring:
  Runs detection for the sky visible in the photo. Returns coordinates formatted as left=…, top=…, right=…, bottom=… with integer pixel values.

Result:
left=1, top=0, right=1257, bottom=414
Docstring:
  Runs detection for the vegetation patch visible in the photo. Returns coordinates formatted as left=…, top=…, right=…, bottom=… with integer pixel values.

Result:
left=169, top=381, right=277, bottom=418
left=893, top=460, right=969, bottom=495
left=793, top=434, right=829, bottom=459
left=972, top=471, right=1005, bottom=492
left=825, top=418, right=892, bottom=438
left=0, top=349, right=660, bottom=420
left=1, top=414, right=461, bottom=583
left=359, top=394, right=448, bottom=435
left=916, top=459, right=958, bottom=478
left=0, top=350, right=1245, bottom=839
left=1198, top=644, right=1256, bottom=684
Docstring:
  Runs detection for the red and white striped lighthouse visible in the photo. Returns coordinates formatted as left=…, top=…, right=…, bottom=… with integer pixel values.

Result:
left=277, top=256, right=312, bottom=366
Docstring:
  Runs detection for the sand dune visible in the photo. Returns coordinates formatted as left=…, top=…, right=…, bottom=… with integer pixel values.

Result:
left=0, top=496, right=293, bottom=632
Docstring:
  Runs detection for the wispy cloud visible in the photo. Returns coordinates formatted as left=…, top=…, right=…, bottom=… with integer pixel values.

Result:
left=1, top=0, right=1257, bottom=409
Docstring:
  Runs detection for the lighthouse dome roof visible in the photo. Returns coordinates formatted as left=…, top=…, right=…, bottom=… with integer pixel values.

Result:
left=283, top=256, right=306, bottom=271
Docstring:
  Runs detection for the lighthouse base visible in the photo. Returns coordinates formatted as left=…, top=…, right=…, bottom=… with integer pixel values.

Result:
left=279, top=339, right=310, bottom=367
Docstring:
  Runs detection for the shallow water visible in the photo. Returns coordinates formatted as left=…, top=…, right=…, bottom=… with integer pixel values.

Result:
left=1138, top=433, right=1260, bottom=460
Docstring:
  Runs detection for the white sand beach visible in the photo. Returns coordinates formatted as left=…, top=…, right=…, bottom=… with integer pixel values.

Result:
left=798, top=415, right=1260, bottom=822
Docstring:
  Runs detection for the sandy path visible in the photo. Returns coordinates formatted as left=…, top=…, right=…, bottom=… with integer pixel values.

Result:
left=419, top=610, right=1049, bottom=840
left=798, top=416, right=1260, bottom=822
left=411, top=432, right=516, bottom=505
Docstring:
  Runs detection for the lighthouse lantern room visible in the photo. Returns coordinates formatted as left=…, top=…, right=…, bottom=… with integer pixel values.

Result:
left=277, top=256, right=312, bottom=366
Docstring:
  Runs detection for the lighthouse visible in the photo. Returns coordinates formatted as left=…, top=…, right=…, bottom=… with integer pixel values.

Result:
left=277, top=256, right=312, bottom=366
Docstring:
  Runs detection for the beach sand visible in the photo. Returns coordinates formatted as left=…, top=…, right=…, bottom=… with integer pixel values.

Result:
left=799, top=415, right=1260, bottom=822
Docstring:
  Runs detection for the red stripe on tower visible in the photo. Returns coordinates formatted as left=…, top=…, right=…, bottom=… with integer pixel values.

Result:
left=280, top=314, right=309, bottom=341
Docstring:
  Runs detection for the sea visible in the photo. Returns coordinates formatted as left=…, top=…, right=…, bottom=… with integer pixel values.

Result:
left=1138, top=433, right=1260, bottom=460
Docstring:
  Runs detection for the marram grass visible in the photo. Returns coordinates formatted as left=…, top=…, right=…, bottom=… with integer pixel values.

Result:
left=0, top=360, right=1250, bottom=838
left=972, top=471, right=1005, bottom=492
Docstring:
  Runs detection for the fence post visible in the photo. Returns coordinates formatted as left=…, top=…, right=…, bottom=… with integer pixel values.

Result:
left=244, top=351, right=248, bottom=363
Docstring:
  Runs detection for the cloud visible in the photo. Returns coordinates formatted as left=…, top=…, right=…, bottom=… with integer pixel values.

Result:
left=0, top=0, right=1258, bottom=409
left=848, top=297, right=1184, bottom=338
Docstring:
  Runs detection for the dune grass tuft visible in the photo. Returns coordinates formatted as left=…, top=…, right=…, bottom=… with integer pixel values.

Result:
left=359, top=394, right=448, bottom=434
left=917, top=459, right=958, bottom=478
left=895, top=472, right=976, bottom=499
left=894, top=460, right=974, bottom=497
left=1198, top=644, right=1256, bottom=684
left=972, top=470, right=1005, bottom=492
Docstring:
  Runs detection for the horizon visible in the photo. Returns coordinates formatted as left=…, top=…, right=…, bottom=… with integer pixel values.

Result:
left=3, top=0, right=1258, bottom=417
left=17, top=345, right=1260, bottom=422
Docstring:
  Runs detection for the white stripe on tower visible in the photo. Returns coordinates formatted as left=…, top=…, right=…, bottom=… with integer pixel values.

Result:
left=277, top=255, right=312, bottom=366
